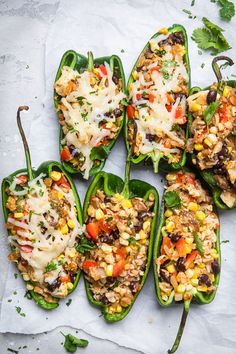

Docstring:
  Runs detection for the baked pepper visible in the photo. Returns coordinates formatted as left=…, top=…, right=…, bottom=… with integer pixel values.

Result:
left=1, top=107, right=83, bottom=310
left=82, top=156, right=159, bottom=322
left=125, top=24, right=190, bottom=173
left=153, top=170, right=220, bottom=353
left=54, top=50, right=126, bottom=179
left=187, top=56, right=236, bottom=209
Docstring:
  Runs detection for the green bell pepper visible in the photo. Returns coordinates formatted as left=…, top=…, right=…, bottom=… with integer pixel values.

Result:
left=153, top=169, right=221, bottom=353
left=188, top=56, right=236, bottom=209
left=1, top=106, right=83, bottom=310
left=54, top=50, right=126, bottom=178
left=82, top=156, right=159, bottom=322
left=125, top=24, right=191, bottom=173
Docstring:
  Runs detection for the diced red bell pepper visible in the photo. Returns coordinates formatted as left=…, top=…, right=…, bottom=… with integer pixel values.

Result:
left=175, top=106, right=182, bottom=119
left=176, top=237, right=186, bottom=257
left=149, top=93, right=155, bottom=103
left=98, top=219, right=112, bottom=234
left=127, top=105, right=135, bottom=119
left=166, top=105, right=172, bottom=112
left=116, top=247, right=127, bottom=259
left=161, top=236, right=173, bottom=255
left=83, top=260, right=98, bottom=270
left=112, top=259, right=125, bottom=277
left=185, top=250, right=198, bottom=269
left=86, top=222, right=99, bottom=240
left=55, top=175, right=70, bottom=191
left=136, top=93, right=142, bottom=100
left=61, top=147, right=73, bottom=161
left=99, top=64, right=107, bottom=76
left=218, top=102, right=229, bottom=123
left=20, top=245, right=33, bottom=254
left=150, top=66, right=159, bottom=73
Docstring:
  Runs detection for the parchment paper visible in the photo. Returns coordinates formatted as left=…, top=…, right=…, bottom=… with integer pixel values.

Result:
left=1, top=1, right=236, bottom=353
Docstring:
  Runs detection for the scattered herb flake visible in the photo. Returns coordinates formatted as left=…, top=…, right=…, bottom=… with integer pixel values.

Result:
left=14, top=273, right=18, bottom=279
left=7, top=349, right=18, bottom=354
left=120, top=49, right=125, bottom=53
left=201, top=63, right=205, bottom=69
left=66, top=299, right=72, bottom=307
left=218, top=0, right=235, bottom=22
left=15, top=306, right=26, bottom=317
left=221, top=239, right=230, bottom=243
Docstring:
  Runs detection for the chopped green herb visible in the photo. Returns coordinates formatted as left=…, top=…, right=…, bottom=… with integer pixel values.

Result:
left=8, top=299, right=12, bottom=303
left=66, top=299, right=72, bottom=306
left=81, top=112, right=88, bottom=121
left=155, top=49, right=166, bottom=57
left=221, top=239, right=230, bottom=243
left=171, top=123, right=181, bottom=132
left=29, top=210, right=33, bottom=221
left=164, top=191, right=181, bottom=209
left=218, top=0, right=235, bottom=22
left=61, top=333, right=89, bottom=353
left=220, top=61, right=230, bottom=70
left=120, top=49, right=125, bottom=53
left=76, top=235, right=97, bottom=254
left=14, top=273, right=18, bottom=279
left=24, top=291, right=33, bottom=300
left=106, top=217, right=113, bottom=222
left=39, top=189, right=44, bottom=197
left=203, top=100, right=220, bottom=124
left=191, top=0, right=195, bottom=5
left=15, top=306, right=26, bottom=317
left=193, top=231, right=204, bottom=255
left=7, top=349, right=18, bottom=354
left=160, top=68, right=170, bottom=80
left=45, top=261, right=57, bottom=272
left=128, top=214, right=133, bottom=226
left=182, top=9, right=196, bottom=19
left=201, top=63, right=205, bottom=69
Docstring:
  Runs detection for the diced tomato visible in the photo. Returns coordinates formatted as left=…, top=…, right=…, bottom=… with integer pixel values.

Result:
left=127, top=105, right=135, bottom=119
left=136, top=93, right=142, bottom=100
left=150, top=66, right=159, bottom=73
left=23, top=210, right=29, bottom=216
left=17, top=175, right=28, bottom=186
left=177, top=172, right=195, bottom=186
left=166, top=104, right=172, bottom=112
left=175, top=106, right=182, bottom=119
left=161, top=236, right=173, bottom=255
left=20, top=245, right=33, bottom=254
left=83, top=260, right=98, bottom=270
left=166, top=93, right=174, bottom=104
left=60, top=274, right=71, bottom=282
left=86, top=222, right=99, bottom=240
left=116, top=247, right=127, bottom=259
left=176, top=237, right=186, bottom=257
left=61, top=147, right=73, bottom=161
left=148, top=93, right=155, bottom=103
left=218, top=102, right=229, bottom=123
left=185, top=250, right=198, bottom=269
left=112, top=259, right=125, bottom=277
left=99, top=64, right=107, bottom=76
left=98, top=219, right=112, bottom=234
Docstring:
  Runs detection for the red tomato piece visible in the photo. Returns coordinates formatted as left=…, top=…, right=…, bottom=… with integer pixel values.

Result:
left=60, top=274, right=71, bottom=282
left=99, top=64, right=107, bottom=76
left=176, top=237, right=186, bottom=257
left=116, top=247, right=127, bottom=259
left=83, top=260, right=98, bottom=270
left=127, top=105, right=135, bottom=119
left=149, top=93, right=155, bottom=103
left=136, top=93, right=142, bottom=100
left=61, top=147, right=73, bottom=161
left=175, top=106, right=182, bottom=119
left=98, top=219, right=112, bottom=234
left=86, top=222, right=99, bottom=240
left=150, top=66, right=159, bottom=73
left=166, top=105, right=172, bottom=112
left=185, top=250, right=198, bottom=269
left=112, top=259, right=125, bottom=277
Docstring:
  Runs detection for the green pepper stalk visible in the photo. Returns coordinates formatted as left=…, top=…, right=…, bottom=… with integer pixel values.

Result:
left=54, top=50, right=126, bottom=178
left=153, top=170, right=221, bottom=353
left=188, top=56, right=236, bottom=209
left=125, top=24, right=191, bottom=173
left=83, top=148, right=159, bottom=321
left=1, top=106, right=83, bottom=310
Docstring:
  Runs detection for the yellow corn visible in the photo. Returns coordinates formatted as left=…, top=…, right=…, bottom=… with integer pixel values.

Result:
left=51, top=171, right=62, bottom=181
left=128, top=83, right=133, bottom=91
left=191, top=278, right=198, bottom=286
left=177, top=284, right=186, bottom=294
left=149, top=40, right=158, bottom=52
left=166, top=173, right=176, bottom=182
left=211, top=274, right=215, bottom=282
left=196, top=210, right=206, bottom=221
left=67, top=219, right=74, bottom=229
left=93, top=68, right=99, bottom=75
left=145, top=115, right=151, bottom=121
left=223, top=86, right=230, bottom=98
left=116, top=305, right=123, bottom=313
left=106, top=264, right=113, bottom=277
left=197, top=285, right=208, bottom=292
left=14, top=212, right=24, bottom=219
left=191, top=103, right=201, bottom=112
left=194, top=143, right=203, bottom=151
left=60, top=224, right=69, bottom=235
left=121, top=199, right=132, bottom=209
left=115, top=193, right=123, bottom=202
left=67, top=282, right=73, bottom=290
left=57, top=191, right=64, bottom=199
left=210, top=249, right=219, bottom=259
left=188, top=202, right=199, bottom=212
left=140, top=239, right=147, bottom=245
left=26, top=284, right=34, bottom=291
left=204, top=138, right=212, bottom=147
left=106, top=122, right=113, bottom=129
left=166, top=221, right=175, bottom=233
left=125, top=264, right=130, bottom=270
left=139, top=230, right=147, bottom=240
left=167, top=264, right=176, bottom=274
left=199, top=263, right=206, bottom=269
left=185, top=237, right=194, bottom=244
left=143, top=220, right=151, bottom=233
left=58, top=254, right=64, bottom=261
left=132, top=70, right=138, bottom=80
left=164, top=209, right=173, bottom=217
left=185, top=245, right=192, bottom=254
left=159, top=27, right=168, bottom=35
left=90, top=77, right=96, bottom=85
left=95, top=208, right=104, bottom=220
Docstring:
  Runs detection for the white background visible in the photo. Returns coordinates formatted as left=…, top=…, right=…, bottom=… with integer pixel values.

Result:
left=0, top=0, right=236, bottom=353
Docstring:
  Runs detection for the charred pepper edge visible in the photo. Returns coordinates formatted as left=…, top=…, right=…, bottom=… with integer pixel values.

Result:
left=153, top=171, right=221, bottom=352
left=124, top=24, right=191, bottom=172
left=82, top=171, right=159, bottom=322
left=188, top=80, right=236, bottom=209
left=54, top=50, right=126, bottom=178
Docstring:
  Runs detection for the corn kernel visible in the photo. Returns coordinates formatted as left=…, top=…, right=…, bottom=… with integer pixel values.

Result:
left=116, top=305, right=122, bottom=313
left=106, top=264, right=113, bottom=277
left=60, top=224, right=69, bottom=235
left=188, top=202, right=199, bottom=212
left=134, top=110, right=139, bottom=118
left=185, top=245, right=192, bottom=254
left=95, top=208, right=104, bottom=220
left=106, top=122, right=113, bottom=129
left=67, top=282, right=73, bottom=290
left=191, top=103, right=201, bottom=112
left=191, top=278, right=198, bottom=286
left=14, top=212, right=24, bottom=219
left=210, top=249, right=219, bottom=259
left=139, top=230, right=147, bottom=240
left=115, top=193, right=123, bottom=202
left=143, top=220, right=151, bottom=233
left=128, top=83, right=133, bottom=91
left=132, top=70, right=138, bottom=80
left=140, top=239, right=147, bottom=245
left=204, top=138, right=212, bottom=147
left=23, top=273, right=30, bottom=281
left=159, top=27, right=168, bottom=35
left=166, top=221, right=175, bottom=233
left=26, top=284, right=34, bottom=291
left=57, top=191, right=64, bottom=199
left=223, top=86, right=230, bottom=98
left=194, top=143, right=203, bottom=151
left=196, top=210, right=206, bottom=221
left=121, top=199, right=132, bottom=209
left=211, top=274, right=215, bottom=282
left=177, top=284, right=186, bottom=294
left=164, top=209, right=173, bottom=217
left=11, top=230, right=16, bottom=235
left=58, top=254, right=64, bottom=261
left=93, top=68, right=99, bottom=75
left=51, top=171, right=62, bottom=181
left=199, top=263, right=206, bottom=269
left=166, top=173, right=176, bottom=182
left=125, top=264, right=130, bottom=270
left=167, top=264, right=175, bottom=273
left=90, top=77, right=96, bottom=85
left=67, top=219, right=74, bottom=229
left=197, top=285, right=208, bottom=292
left=210, top=126, right=218, bottom=134
left=185, top=237, right=194, bottom=244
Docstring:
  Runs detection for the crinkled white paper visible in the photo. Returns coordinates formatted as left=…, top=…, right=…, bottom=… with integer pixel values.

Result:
left=1, top=0, right=236, bottom=353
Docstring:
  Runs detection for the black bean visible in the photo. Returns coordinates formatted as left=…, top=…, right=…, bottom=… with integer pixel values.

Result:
left=207, top=89, right=217, bottom=104
left=168, top=233, right=180, bottom=243
left=176, top=257, right=186, bottom=272
left=169, top=32, right=184, bottom=45
left=146, top=133, right=157, bottom=142
left=94, top=63, right=100, bottom=68
left=112, top=230, right=120, bottom=240
left=140, top=262, right=146, bottom=272
left=47, top=279, right=61, bottom=292
left=211, top=260, right=220, bottom=274
left=114, top=108, right=122, bottom=118
left=106, top=276, right=116, bottom=285
left=138, top=211, right=152, bottom=220
left=134, top=224, right=143, bottom=233
left=160, top=269, right=170, bottom=283
left=99, top=233, right=114, bottom=245
left=160, top=259, right=171, bottom=269
left=104, top=195, right=112, bottom=203
left=86, top=216, right=94, bottom=224
left=218, top=145, right=228, bottom=160
left=158, top=38, right=169, bottom=47
left=129, top=281, right=139, bottom=292
left=101, top=296, right=110, bottom=305
left=173, top=93, right=187, bottom=101
left=198, top=274, right=211, bottom=287
left=137, top=65, right=143, bottom=72
left=112, top=75, right=119, bottom=85
left=40, top=226, right=47, bottom=235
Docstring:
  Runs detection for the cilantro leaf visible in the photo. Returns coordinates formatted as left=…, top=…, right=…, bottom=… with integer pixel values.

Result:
left=218, top=0, right=235, bottom=22
left=90, top=145, right=110, bottom=161
left=202, top=17, right=224, bottom=33
left=61, top=333, right=89, bottom=353
left=164, top=191, right=181, bottom=209
left=203, top=100, right=220, bottom=124
left=193, top=231, right=204, bottom=255
left=75, top=235, right=97, bottom=254
left=192, top=28, right=213, bottom=50
left=45, top=261, right=57, bottom=272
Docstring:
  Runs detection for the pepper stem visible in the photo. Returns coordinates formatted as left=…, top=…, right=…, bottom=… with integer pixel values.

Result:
left=167, top=299, right=191, bottom=353
left=88, top=51, right=94, bottom=72
left=122, top=156, right=131, bottom=198
left=17, top=106, right=33, bottom=181
left=212, top=56, right=234, bottom=94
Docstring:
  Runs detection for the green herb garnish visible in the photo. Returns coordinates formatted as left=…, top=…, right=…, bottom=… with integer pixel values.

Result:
left=203, top=100, right=220, bottom=125
left=66, top=299, right=72, bottom=306
left=76, top=235, right=97, bottom=255
left=15, top=306, right=26, bottom=317
left=217, top=0, right=235, bottom=22
left=61, top=333, right=89, bottom=353
left=164, top=191, right=181, bottom=209
left=193, top=231, right=204, bottom=255
left=45, top=261, right=57, bottom=272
